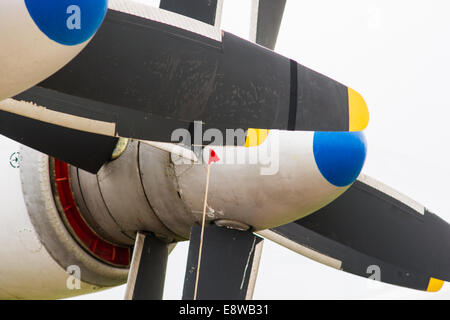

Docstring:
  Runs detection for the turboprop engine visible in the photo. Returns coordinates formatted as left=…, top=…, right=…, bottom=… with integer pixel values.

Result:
left=3, top=0, right=450, bottom=301
left=0, top=129, right=367, bottom=299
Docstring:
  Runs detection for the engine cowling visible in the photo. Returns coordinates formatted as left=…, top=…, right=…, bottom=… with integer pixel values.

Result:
left=0, top=137, right=128, bottom=299
left=70, top=130, right=366, bottom=242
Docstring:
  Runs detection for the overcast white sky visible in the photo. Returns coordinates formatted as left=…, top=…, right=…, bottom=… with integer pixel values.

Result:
left=72, top=0, right=450, bottom=299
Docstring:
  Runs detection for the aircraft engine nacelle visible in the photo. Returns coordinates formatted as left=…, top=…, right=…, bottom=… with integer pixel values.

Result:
left=0, top=138, right=128, bottom=300
left=69, top=130, right=367, bottom=241
left=0, top=129, right=366, bottom=299
left=0, top=0, right=108, bottom=101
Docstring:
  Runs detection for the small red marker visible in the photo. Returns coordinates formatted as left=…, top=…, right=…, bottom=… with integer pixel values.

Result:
left=208, top=149, right=220, bottom=165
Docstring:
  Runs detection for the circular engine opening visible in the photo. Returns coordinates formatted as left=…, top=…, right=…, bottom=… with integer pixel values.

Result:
left=51, top=158, right=131, bottom=267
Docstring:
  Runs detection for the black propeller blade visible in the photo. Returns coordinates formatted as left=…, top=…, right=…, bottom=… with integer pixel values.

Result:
left=1, top=86, right=122, bottom=173
left=124, top=232, right=169, bottom=300
left=160, top=0, right=222, bottom=26
left=0, top=103, right=118, bottom=174
left=263, top=175, right=450, bottom=292
left=251, top=0, right=287, bottom=50
left=3, top=3, right=368, bottom=149
left=123, top=225, right=264, bottom=301
left=183, top=224, right=264, bottom=300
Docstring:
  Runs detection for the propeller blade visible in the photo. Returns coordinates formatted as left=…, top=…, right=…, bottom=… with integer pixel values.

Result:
left=124, top=232, right=169, bottom=300
left=183, top=224, right=264, bottom=300
left=8, top=2, right=368, bottom=146
left=260, top=174, right=450, bottom=292
left=160, top=0, right=223, bottom=27
left=0, top=89, right=118, bottom=173
left=250, top=0, right=287, bottom=50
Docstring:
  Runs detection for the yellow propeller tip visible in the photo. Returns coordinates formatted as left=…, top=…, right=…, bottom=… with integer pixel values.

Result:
left=348, top=87, right=369, bottom=131
left=245, top=129, right=270, bottom=147
left=427, top=277, right=444, bottom=292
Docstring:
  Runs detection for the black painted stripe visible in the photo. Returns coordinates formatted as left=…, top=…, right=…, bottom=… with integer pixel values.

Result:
left=288, top=60, right=298, bottom=131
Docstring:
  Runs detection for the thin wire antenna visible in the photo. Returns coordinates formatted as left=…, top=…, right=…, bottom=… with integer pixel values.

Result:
left=193, top=163, right=212, bottom=300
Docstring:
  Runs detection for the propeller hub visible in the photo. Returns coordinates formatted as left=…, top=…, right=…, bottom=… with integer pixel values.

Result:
left=24, top=0, right=108, bottom=46
left=313, top=131, right=367, bottom=187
